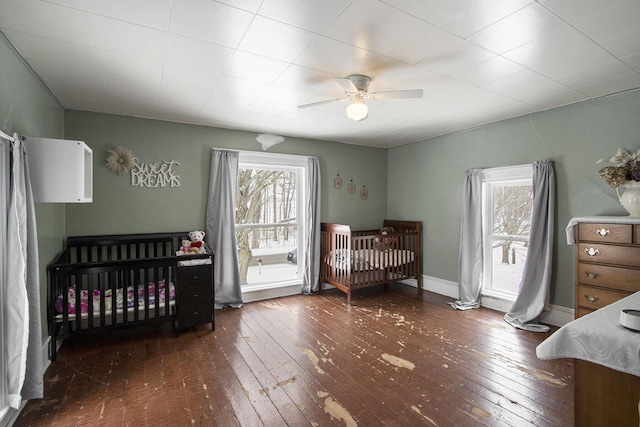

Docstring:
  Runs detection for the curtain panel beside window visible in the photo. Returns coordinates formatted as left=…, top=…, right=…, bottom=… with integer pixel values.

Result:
left=504, top=160, right=555, bottom=332
left=206, top=149, right=243, bottom=309
left=449, top=168, right=483, bottom=310
left=3, top=132, right=43, bottom=410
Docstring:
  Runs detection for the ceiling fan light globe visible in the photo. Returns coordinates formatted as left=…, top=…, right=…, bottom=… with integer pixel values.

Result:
left=346, top=102, right=368, bottom=121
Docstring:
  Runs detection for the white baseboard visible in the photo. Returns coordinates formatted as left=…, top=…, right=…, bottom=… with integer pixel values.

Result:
left=539, top=304, right=574, bottom=327
left=423, top=275, right=458, bottom=298
left=422, top=274, right=574, bottom=327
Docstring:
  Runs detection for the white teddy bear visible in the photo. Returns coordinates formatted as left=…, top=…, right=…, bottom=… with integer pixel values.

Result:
left=188, top=230, right=206, bottom=254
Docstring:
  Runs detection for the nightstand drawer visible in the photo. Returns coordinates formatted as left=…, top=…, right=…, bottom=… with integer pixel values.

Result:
left=577, top=223, right=632, bottom=244
left=177, top=264, right=212, bottom=287
left=577, top=263, right=640, bottom=293
left=577, top=284, right=630, bottom=312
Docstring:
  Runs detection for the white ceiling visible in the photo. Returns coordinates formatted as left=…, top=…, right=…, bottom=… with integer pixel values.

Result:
left=1, top=0, right=639, bottom=148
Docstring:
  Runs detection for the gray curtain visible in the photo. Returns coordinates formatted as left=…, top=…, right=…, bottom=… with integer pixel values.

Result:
left=504, top=160, right=555, bottom=332
left=205, top=149, right=243, bottom=309
left=449, top=169, right=484, bottom=310
left=6, top=133, right=43, bottom=408
left=302, top=157, right=321, bottom=294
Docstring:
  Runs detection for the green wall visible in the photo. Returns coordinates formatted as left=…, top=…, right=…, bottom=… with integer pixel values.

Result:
left=0, top=34, right=65, bottom=341
left=64, top=110, right=388, bottom=236
left=388, top=89, right=640, bottom=309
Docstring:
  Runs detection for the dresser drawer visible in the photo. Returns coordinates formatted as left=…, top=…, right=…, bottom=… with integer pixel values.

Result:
left=177, top=264, right=212, bottom=287
left=577, top=263, right=640, bottom=293
left=176, top=303, right=212, bottom=327
left=576, top=284, right=631, bottom=312
left=577, top=223, right=632, bottom=244
left=578, top=243, right=640, bottom=268
left=177, top=284, right=212, bottom=307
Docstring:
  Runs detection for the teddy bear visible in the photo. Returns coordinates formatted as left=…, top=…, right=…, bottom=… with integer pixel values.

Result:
left=376, top=226, right=395, bottom=251
left=188, top=230, right=206, bottom=254
left=176, top=239, right=193, bottom=256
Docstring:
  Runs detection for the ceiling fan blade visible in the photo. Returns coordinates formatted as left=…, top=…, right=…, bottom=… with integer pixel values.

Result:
left=297, top=98, right=347, bottom=109
left=368, top=89, right=423, bottom=100
left=334, top=77, right=358, bottom=93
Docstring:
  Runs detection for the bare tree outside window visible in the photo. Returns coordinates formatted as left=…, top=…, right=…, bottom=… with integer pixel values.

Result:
left=492, top=185, right=532, bottom=265
left=235, top=168, right=298, bottom=285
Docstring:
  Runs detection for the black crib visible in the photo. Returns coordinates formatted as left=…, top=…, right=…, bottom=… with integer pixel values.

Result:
left=48, top=232, right=214, bottom=361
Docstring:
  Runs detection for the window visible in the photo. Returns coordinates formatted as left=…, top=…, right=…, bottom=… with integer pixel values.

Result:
left=235, top=152, right=306, bottom=289
left=481, top=164, right=533, bottom=299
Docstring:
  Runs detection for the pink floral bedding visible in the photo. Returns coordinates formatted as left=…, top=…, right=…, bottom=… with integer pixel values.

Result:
left=55, top=280, right=175, bottom=315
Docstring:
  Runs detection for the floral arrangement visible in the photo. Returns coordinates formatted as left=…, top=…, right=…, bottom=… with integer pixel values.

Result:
left=598, top=148, right=640, bottom=188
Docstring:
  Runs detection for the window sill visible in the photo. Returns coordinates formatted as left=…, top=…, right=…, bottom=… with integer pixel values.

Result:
left=481, top=290, right=516, bottom=313
left=241, top=281, right=302, bottom=303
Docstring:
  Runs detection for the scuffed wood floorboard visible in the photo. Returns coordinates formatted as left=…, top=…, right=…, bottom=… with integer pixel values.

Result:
left=15, top=285, right=573, bottom=426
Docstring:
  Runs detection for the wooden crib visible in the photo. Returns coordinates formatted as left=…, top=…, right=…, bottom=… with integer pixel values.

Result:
left=320, top=220, right=422, bottom=304
left=48, top=232, right=214, bottom=360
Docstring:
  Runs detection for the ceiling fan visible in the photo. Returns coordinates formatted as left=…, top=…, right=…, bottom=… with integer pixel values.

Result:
left=297, top=74, right=423, bottom=121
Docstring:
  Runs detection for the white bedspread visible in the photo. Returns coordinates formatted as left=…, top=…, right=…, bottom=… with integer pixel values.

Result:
left=536, top=291, right=640, bottom=377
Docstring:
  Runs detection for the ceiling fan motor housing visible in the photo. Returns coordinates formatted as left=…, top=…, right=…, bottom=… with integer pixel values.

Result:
left=347, top=74, right=371, bottom=93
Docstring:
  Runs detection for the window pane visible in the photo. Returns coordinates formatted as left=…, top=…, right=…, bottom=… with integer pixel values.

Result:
left=490, top=239, right=528, bottom=294
left=482, top=165, right=533, bottom=299
left=238, top=225, right=298, bottom=286
left=492, top=185, right=532, bottom=237
left=235, top=167, right=299, bottom=286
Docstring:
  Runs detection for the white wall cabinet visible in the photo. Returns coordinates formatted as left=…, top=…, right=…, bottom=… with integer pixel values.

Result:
left=26, top=137, right=93, bottom=203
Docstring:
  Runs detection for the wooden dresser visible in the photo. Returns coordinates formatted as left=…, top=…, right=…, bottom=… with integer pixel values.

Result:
left=574, top=220, right=640, bottom=318
left=570, top=218, right=640, bottom=427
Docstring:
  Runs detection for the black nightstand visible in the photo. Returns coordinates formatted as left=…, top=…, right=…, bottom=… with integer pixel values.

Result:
left=174, top=261, right=214, bottom=335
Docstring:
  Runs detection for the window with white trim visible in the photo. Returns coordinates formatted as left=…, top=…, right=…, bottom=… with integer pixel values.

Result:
left=235, top=151, right=307, bottom=289
left=481, top=164, right=533, bottom=299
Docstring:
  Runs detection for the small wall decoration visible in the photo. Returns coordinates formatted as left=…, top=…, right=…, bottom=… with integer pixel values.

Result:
left=360, top=184, right=368, bottom=200
left=347, top=178, right=356, bottom=195
left=131, top=159, right=180, bottom=188
left=334, top=172, right=343, bottom=189
left=105, top=146, right=136, bottom=175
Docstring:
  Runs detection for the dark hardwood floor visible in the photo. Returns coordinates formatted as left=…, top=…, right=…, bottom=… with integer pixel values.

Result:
left=15, top=285, right=573, bottom=426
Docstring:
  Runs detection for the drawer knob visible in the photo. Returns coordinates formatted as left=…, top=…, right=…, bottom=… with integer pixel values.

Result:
left=595, top=228, right=610, bottom=237
left=584, top=294, right=599, bottom=303
left=192, top=275, right=199, bottom=280
left=192, top=293, right=199, bottom=298
left=193, top=311, right=199, bottom=316
left=584, top=247, right=600, bottom=256
left=585, top=272, right=598, bottom=279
